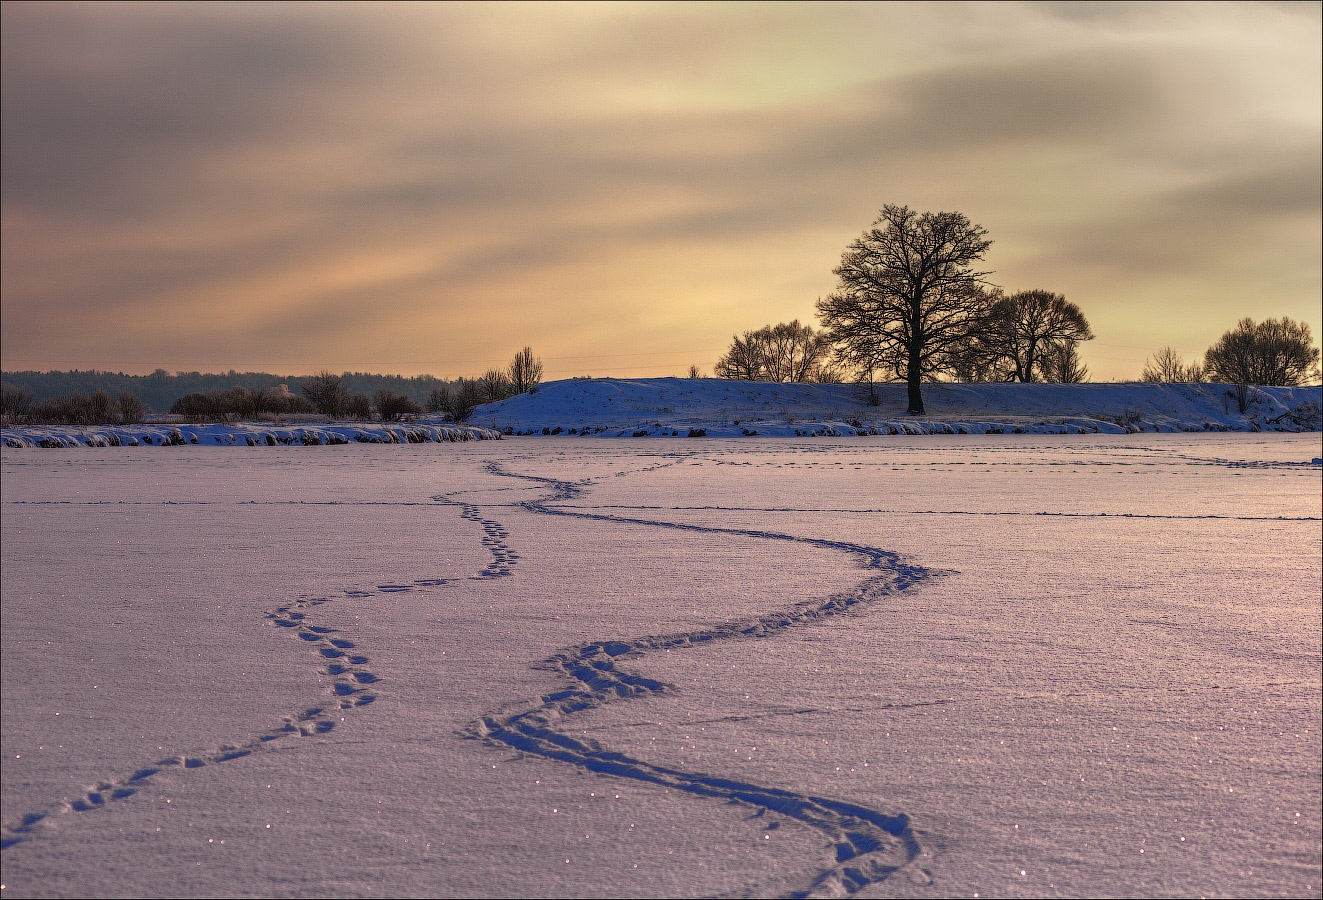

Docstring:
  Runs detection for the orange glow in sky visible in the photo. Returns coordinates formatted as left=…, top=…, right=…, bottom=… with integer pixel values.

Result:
left=2, top=2, right=1319, bottom=380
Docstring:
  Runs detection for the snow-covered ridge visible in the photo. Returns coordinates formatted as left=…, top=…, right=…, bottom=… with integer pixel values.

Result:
left=1, top=421, right=501, bottom=449
left=473, top=378, right=1323, bottom=436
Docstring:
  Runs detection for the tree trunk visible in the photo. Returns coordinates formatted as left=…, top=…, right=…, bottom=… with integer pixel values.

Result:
left=906, top=348, right=924, bottom=415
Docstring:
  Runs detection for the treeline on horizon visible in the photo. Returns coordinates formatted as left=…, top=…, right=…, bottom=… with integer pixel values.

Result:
left=0, top=369, right=456, bottom=413
left=0, top=347, right=547, bottom=426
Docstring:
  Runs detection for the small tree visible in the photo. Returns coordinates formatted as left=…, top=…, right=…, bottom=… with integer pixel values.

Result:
left=301, top=371, right=346, bottom=418
left=88, top=390, right=115, bottom=423
left=456, top=379, right=484, bottom=421
left=116, top=392, right=146, bottom=423
left=688, top=364, right=702, bottom=379
left=508, top=347, right=543, bottom=394
left=1204, top=317, right=1320, bottom=386
left=713, top=332, right=765, bottom=380
left=987, top=290, right=1093, bottom=383
left=1140, top=347, right=1203, bottom=383
left=1039, top=340, right=1089, bottom=383
left=434, top=379, right=483, bottom=422
left=817, top=205, right=994, bottom=414
left=482, top=368, right=515, bottom=403
left=714, top=321, right=834, bottom=382
left=247, top=385, right=280, bottom=420
left=344, top=393, right=373, bottom=420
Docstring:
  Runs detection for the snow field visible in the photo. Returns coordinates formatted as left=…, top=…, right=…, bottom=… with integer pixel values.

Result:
left=473, top=379, right=1323, bottom=437
left=2, top=436, right=1320, bottom=898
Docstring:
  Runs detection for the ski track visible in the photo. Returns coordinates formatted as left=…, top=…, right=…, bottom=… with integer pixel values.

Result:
left=460, top=461, right=937, bottom=898
left=4, top=453, right=938, bottom=897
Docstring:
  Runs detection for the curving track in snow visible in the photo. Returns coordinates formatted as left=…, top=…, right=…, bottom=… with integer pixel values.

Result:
left=4, top=454, right=938, bottom=897
left=459, top=461, right=938, bottom=898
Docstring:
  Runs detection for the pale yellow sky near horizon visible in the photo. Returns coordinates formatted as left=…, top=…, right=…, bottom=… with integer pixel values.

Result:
left=2, top=1, right=1319, bottom=381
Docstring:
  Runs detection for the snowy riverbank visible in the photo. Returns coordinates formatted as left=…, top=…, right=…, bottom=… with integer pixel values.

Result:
left=474, top=378, right=1322, bottom=437
left=4, top=381, right=1319, bottom=448
left=1, top=421, right=501, bottom=449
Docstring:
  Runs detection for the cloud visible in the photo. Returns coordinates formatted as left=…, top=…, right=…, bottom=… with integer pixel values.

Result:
left=1, top=2, right=1317, bottom=378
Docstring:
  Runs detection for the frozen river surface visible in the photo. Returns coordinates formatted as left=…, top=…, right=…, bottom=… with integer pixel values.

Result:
left=2, top=435, right=1320, bottom=898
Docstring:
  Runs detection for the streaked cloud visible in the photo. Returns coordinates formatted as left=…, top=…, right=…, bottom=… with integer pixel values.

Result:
left=2, top=1, right=1318, bottom=378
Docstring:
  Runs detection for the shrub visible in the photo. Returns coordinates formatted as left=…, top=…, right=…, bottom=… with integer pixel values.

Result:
left=344, top=393, right=372, bottom=420
left=171, top=391, right=230, bottom=422
left=374, top=389, right=423, bottom=422
left=1, top=384, right=34, bottom=422
left=116, top=392, right=146, bottom=423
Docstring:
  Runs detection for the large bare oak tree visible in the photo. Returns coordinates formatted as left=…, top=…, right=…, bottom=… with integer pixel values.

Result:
left=817, top=205, right=993, bottom=414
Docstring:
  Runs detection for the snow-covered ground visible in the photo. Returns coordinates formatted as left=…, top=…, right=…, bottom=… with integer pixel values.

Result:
left=2, top=435, right=1320, bottom=898
left=0, top=421, right=500, bottom=449
left=474, top=378, right=1323, bottom=437
left=3, top=381, right=1318, bottom=451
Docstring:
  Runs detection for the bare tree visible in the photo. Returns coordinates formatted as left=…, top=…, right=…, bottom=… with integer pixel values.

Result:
left=171, top=391, right=229, bottom=423
left=714, top=321, right=834, bottom=382
left=87, top=390, right=115, bottom=423
left=687, top=364, right=702, bottom=379
left=713, top=332, right=765, bottom=380
left=985, top=290, right=1093, bottom=382
left=508, top=347, right=543, bottom=394
left=481, top=368, right=515, bottom=403
left=427, top=386, right=449, bottom=414
left=1, top=385, right=33, bottom=423
left=433, top=379, right=483, bottom=422
left=817, top=205, right=994, bottom=414
left=344, top=393, right=373, bottom=420
left=114, top=392, right=146, bottom=423
left=301, top=371, right=345, bottom=418
left=1039, top=340, right=1090, bottom=383
left=248, top=385, right=280, bottom=420
left=1140, top=347, right=1203, bottom=383
left=948, top=330, right=1015, bottom=383
left=1204, top=317, right=1320, bottom=386
left=456, top=379, right=485, bottom=421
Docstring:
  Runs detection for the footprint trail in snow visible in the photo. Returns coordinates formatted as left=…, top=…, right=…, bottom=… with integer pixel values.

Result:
left=461, top=460, right=937, bottom=898
left=0, top=575, right=448, bottom=851
left=4, top=453, right=937, bottom=897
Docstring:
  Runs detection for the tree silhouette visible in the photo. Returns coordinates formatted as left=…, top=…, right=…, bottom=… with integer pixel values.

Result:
left=817, top=205, right=993, bottom=413
left=988, top=290, right=1093, bottom=382
left=1204, top=317, right=1320, bottom=387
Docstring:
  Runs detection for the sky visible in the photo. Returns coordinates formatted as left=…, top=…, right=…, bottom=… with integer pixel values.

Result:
left=2, top=1, right=1319, bottom=381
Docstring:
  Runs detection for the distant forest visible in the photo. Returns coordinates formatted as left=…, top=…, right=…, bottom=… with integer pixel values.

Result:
left=0, top=369, right=451, bottom=414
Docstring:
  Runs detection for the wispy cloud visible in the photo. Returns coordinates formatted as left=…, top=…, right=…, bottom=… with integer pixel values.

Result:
left=2, top=1, right=1318, bottom=377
